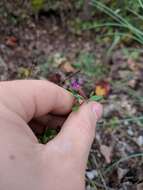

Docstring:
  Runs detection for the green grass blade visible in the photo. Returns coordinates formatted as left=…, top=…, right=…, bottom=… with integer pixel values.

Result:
left=91, top=0, right=143, bottom=44
left=104, top=152, right=143, bottom=174
left=138, top=0, right=143, bottom=9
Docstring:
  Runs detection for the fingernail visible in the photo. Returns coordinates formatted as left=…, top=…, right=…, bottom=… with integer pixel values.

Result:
left=92, top=103, right=103, bottom=120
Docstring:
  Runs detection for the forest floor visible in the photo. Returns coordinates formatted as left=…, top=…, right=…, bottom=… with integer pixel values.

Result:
left=0, top=13, right=143, bottom=190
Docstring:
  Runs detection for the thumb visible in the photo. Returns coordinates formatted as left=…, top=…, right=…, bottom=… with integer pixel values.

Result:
left=53, top=101, right=103, bottom=163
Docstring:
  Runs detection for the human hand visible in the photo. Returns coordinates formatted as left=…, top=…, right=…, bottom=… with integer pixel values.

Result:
left=0, top=80, right=102, bottom=190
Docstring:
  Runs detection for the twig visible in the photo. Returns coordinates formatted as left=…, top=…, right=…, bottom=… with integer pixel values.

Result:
left=60, top=69, right=81, bottom=85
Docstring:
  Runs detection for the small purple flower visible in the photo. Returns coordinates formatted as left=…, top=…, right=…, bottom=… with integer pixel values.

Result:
left=71, top=78, right=80, bottom=90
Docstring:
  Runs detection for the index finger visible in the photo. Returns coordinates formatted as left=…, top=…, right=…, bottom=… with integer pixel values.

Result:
left=0, top=80, right=74, bottom=122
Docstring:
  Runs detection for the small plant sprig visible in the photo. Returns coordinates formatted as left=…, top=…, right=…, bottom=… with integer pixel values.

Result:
left=70, top=88, right=103, bottom=112
left=64, top=71, right=104, bottom=111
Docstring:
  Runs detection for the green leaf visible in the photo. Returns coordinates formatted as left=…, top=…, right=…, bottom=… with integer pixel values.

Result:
left=31, top=0, right=44, bottom=12
left=70, top=90, right=84, bottom=101
left=41, top=128, right=57, bottom=144
left=72, top=105, right=80, bottom=112
left=74, top=94, right=84, bottom=101
left=89, top=95, right=103, bottom=102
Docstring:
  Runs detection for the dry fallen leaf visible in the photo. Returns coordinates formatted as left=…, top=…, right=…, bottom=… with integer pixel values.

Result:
left=95, top=81, right=110, bottom=96
left=6, top=36, right=17, bottom=47
left=48, top=73, right=61, bottom=84
left=127, top=59, right=139, bottom=72
left=117, top=167, right=128, bottom=182
left=18, top=67, right=32, bottom=78
left=53, top=54, right=76, bottom=73
left=59, top=61, right=76, bottom=73
left=100, top=144, right=112, bottom=164
left=137, top=183, right=143, bottom=190
left=128, top=78, right=137, bottom=88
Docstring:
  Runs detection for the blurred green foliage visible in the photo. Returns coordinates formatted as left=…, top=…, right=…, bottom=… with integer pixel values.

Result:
left=91, top=0, right=143, bottom=44
left=31, top=0, right=45, bottom=12
left=74, top=53, right=108, bottom=78
left=1, top=0, right=143, bottom=44
left=39, top=128, right=58, bottom=144
left=1, top=1, right=142, bottom=22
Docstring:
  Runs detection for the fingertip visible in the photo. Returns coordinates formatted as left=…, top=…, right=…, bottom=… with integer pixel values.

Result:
left=76, top=101, right=103, bottom=123
left=90, top=101, right=103, bottom=120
